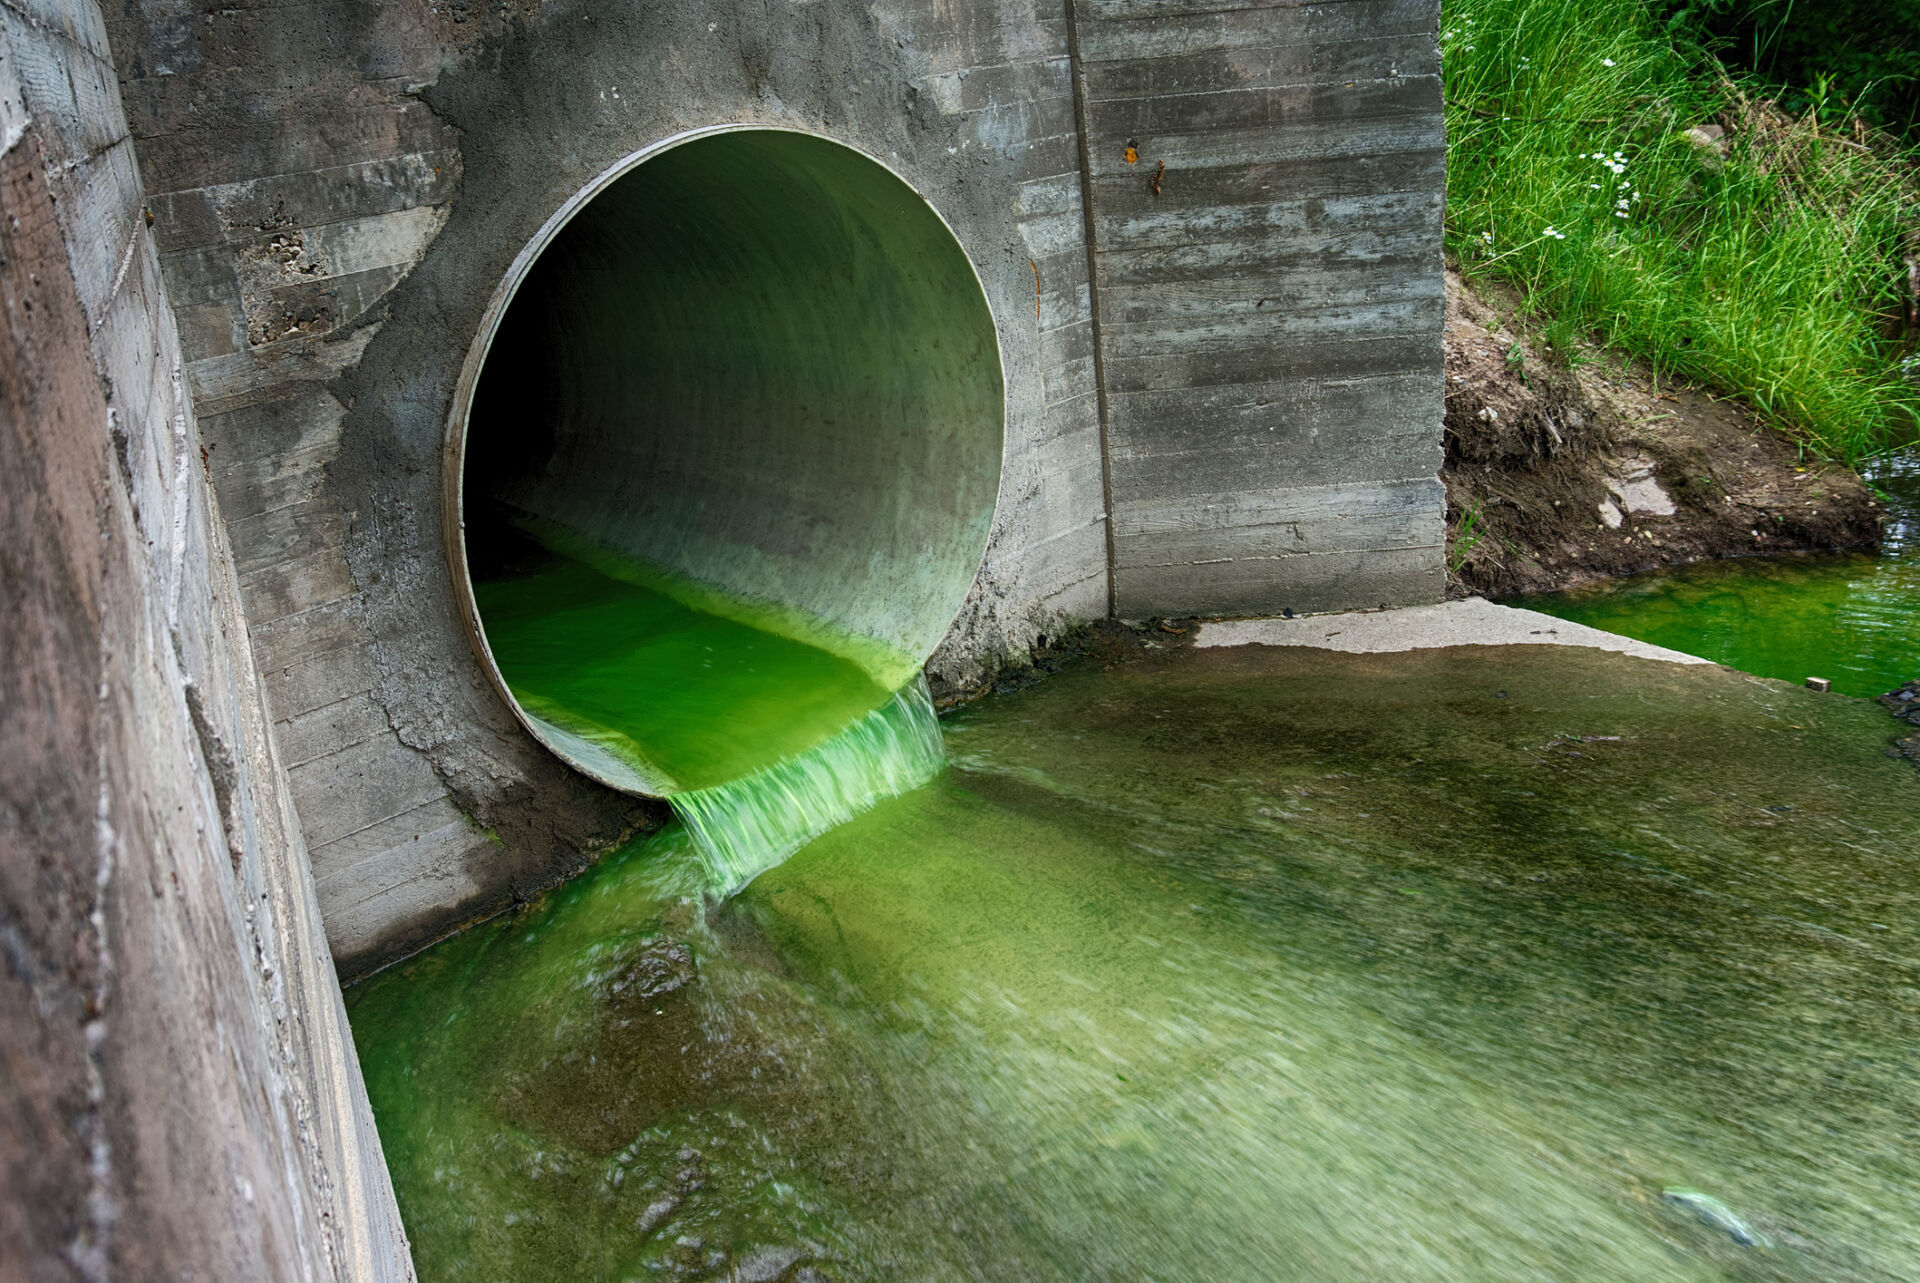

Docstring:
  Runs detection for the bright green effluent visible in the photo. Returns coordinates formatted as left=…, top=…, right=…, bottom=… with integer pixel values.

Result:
left=349, top=642, right=1920, bottom=1282
left=673, top=676, right=944, bottom=895
left=474, top=533, right=944, bottom=887
left=473, top=542, right=907, bottom=796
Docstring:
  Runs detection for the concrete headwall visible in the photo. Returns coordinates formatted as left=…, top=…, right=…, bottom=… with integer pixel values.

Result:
left=1073, top=0, right=1447, bottom=616
left=0, top=3, right=409, bottom=1276
left=94, top=0, right=1445, bottom=974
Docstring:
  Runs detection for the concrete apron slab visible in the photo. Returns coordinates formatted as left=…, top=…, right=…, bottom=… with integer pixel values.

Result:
left=1195, top=597, right=1713, bottom=666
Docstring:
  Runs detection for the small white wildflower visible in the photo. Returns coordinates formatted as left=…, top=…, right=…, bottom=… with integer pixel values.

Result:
left=1602, top=58, right=1616, bottom=66
left=1614, top=210, right=1628, bottom=218
left=1589, top=183, right=1602, bottom=189
left=1542, top=226, right=1567, bottom=240
left=1632, top=191, right=1642, bottom=202
left=1612, top=151, right=1626, bottom=160
left=1481, top=231, right=1495, bottom=243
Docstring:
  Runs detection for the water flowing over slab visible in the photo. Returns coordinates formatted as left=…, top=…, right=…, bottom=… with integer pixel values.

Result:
left=671, top=675, right=946, bottom=896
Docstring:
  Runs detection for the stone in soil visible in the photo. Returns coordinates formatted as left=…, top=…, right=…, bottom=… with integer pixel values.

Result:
left=1441, top=268, right=1882, bottom=599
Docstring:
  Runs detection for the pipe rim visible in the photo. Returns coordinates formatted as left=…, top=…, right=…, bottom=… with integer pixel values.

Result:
left=442, top=124, right=1007, bottom=797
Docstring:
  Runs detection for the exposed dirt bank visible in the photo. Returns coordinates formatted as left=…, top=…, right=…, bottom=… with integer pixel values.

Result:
left=1442, top=269, right=1885, bottom=599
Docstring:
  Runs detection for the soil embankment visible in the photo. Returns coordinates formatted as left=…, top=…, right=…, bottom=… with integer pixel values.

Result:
left=1441, top=270, right=1884, bottom=598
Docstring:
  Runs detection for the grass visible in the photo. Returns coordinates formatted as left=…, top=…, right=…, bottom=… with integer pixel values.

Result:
left=1450, top=499, right=1487, bottom=573
left=1443, top=0, right=1920, bottom=461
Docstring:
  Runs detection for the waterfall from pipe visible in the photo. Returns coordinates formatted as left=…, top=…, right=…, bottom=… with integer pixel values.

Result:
left=671, top=675, right=945, bottom=896
left=468, top=529, right=948, bottom=893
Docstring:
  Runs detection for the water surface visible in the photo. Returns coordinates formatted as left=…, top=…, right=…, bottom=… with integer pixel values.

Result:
left=474, top=546, right=892, bottom=793
left=349, top=643, right=1920, bottom=1282
left=1526, top=449, right=1919, bottom=696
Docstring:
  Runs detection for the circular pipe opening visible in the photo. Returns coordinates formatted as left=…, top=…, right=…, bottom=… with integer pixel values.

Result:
left=446, top=128, right=1004, bottom=796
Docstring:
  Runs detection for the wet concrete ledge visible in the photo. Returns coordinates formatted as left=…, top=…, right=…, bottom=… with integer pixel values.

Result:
left=1196, top=598, right=1713, bottom=666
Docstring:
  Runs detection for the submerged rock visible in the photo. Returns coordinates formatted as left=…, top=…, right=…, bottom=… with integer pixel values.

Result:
left=1661, top=1187, right=1768, bottom=1248
left=605, top=937, right=696, bottom=1007
left=494, top=935, right=707, bottom=1151
left=1877, top=679, right=1920, bottom=767
left=733, top=1243, right=808, bottom=1281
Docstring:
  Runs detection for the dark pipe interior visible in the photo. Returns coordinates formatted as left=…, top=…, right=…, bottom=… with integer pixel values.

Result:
left=461, top=129, right=1003, bottom=794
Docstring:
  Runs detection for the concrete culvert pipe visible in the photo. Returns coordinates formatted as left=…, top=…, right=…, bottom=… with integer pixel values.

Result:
left=447, top=128, right=1005, bottom=798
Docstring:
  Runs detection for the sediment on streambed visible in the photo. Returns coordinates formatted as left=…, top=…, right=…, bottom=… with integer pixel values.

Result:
left=1441, top=269, right=1885, bottom=598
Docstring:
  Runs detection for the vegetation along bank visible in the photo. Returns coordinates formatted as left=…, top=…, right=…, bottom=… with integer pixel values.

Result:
left=1437, top=0, right=1920, bottom=591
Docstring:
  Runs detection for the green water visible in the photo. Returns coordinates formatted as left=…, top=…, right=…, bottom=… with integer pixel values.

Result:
left=674, top=678, right=945, bottom=895
left=473, top=547, right=895, bottom=794
left=473, top=524, right=948, bottom=893
left=348, top=643, right=1920, bottom=1282
left=1526, top=450, right=1919, bottom=697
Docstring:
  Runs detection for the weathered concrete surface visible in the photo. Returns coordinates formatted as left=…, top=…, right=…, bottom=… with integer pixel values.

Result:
left=102, top=0, right=1115, bottom=972
left=0, top=6, right=409, bottom=1277
left=1073, top=0, right=1449, bottom=617
left=96, top=0, right=1448, bottom=969
left=1196, top=599, right=1714, bottom=665
left=103, top=0, right=658, bottom=975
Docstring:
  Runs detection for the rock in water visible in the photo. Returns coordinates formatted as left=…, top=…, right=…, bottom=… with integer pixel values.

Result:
left=605, top=937, right=696, bottom=1006
left=1878, top=679, right=1920, bottom=766
left=1661, top=1186, right=1767, bottom=1247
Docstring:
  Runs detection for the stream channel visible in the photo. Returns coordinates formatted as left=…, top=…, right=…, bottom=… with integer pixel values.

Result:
left=1525, top=449, right=1919, bottom=697
left=349, top=456, right=1920, bottom=1282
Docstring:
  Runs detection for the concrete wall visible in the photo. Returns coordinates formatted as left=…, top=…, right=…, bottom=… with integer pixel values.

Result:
left=1073, top=0, right=1447, bottom=616
left=94, top=0, right=1445, bottom=974
left=0, top=3, right=409, bottom=1276
left=101, top=0, right=1113, bottom=976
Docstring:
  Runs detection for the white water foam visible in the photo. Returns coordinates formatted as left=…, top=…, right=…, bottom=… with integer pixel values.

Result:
left=671, top=674, right=945, bottom=895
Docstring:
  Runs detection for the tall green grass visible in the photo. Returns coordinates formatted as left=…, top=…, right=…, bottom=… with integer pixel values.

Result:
left=1444, top=0, right=1920, bottom=460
